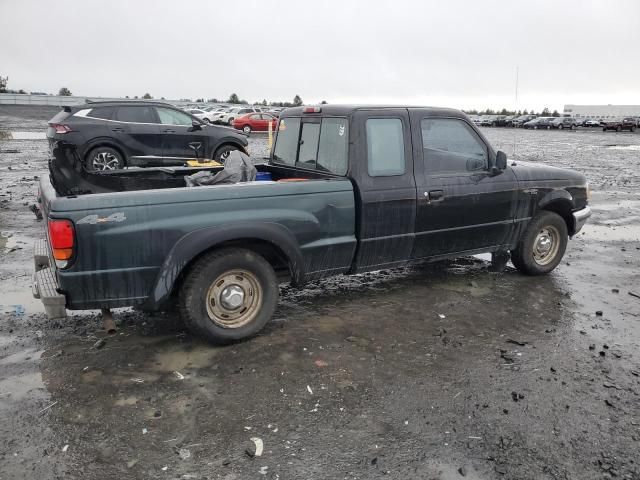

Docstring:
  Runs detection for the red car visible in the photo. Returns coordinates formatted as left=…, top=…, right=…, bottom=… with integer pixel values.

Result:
left=233, top=113, right=278, bottom=134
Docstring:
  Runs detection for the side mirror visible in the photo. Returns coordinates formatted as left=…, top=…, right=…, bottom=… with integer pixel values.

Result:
left=495, top=150, right=507, bottom=170
left=188, top=120, right=202, bottom=132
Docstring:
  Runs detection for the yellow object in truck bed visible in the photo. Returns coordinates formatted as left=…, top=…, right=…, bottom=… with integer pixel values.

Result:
left=186, top=159, right=222, bottom=167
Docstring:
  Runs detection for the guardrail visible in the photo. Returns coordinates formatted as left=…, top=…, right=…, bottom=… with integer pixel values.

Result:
left=0, top=94, right=183, bottom=107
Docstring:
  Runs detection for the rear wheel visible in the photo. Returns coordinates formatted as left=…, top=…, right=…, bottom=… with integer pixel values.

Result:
left=511, top=211, right=568, bottom=275
left=85, top=146, right=124, bottom=171
left=179, top=248, right=278, bottom=344
left=242, top=125, right=252, bottom=135
left=616, top=126, right=622, bottom=132
left=213, top=144, right=240, bottom=163
left=203, top=118, right=211, bottom=124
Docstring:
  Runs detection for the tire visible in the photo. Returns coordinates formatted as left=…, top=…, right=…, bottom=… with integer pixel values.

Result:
left=179, top=248, right=279, bottom=344
left=603, top=127, right=607, bottom=131
left=570, top=124, right=575, bottom=130
left=203, top=118, right=211, bottom=124
left=85, top=146, right=124, bottom=171
left=631, top=126, right=636, bottom=132
left=558, top=124, right=563, bottom=130
left=242, top=125, right=252, bottom=135
left=511, top=211, right=568, bottom=275
left=546, top=125, right=551, bottom=130
left=213, top=144, right=239, bottom=163
left=533, top=126, right=538, bottom=130
left=616, top=126, right=622, bottom=132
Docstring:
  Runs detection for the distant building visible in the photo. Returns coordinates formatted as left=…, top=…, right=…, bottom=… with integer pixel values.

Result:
left=563, top=104, right=640, bottom=119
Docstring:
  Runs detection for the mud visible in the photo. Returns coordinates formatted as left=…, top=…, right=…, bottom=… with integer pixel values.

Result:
left=0, top=105, right=639, bottom=479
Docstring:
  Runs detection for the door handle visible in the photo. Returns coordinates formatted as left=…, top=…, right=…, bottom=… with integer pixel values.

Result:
left=111, top=127, right=125, bottom=132
left=162, top=129, right=175, bottom=133
left=425, top=190, right=445, bottom=203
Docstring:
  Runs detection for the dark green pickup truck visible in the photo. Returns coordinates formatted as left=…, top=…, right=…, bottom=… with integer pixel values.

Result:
left=35, top=105, right=591, bottom=343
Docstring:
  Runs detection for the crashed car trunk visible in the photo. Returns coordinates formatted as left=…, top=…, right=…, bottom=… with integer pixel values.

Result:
left=48, top=143, right=228, bottom=196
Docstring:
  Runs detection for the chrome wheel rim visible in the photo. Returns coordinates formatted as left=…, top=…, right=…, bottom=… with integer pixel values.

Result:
left=92, top=152, right=120, bottom=170
left=219, top=149, right=234, bottom=162
left=205, top=269, right=262, bottom=328
left=533, top=225, right=560, bottom=266
left=243, top=126, right=251, bottom=134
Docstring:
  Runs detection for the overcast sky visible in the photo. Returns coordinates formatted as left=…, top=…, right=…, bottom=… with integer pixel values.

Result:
left=1, top=0, right=639, bottom=111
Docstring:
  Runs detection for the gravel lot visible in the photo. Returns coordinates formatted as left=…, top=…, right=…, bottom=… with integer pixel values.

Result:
left=1, top=105, right=639, bottom=480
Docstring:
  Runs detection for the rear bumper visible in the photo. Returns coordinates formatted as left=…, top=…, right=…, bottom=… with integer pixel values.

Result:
left=572, top=205, right=591, bottom=235
left=33, top=240, right=67, bottom=319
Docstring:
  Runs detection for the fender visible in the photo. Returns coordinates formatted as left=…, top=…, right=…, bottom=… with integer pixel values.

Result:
left=147, top=222, right=305, bottom=308
left=80, top=137, right=127, bottom=160
left=538, top=189, right=575, bottom=210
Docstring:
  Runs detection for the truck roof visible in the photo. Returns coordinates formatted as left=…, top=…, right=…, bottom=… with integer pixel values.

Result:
left=281, top=105, right=467, bottom=118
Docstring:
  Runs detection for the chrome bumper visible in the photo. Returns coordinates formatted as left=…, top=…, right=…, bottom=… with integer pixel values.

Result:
left=572, top=206, right=592, bottom=235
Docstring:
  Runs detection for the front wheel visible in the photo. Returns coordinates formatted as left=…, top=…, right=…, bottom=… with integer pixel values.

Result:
left=179, top=248, right=279, bottom=344
left=511, top=211, right=568, bottom=275
left=558, top=124, right=564, bottom=130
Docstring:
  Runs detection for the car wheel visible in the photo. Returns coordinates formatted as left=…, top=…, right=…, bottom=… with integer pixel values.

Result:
left=179, top=248, right=278, bottom=344
left=558, top=124, right=563, bottom=130
left=227, top=117, right=235, bottom=125
left=546, top=125, right=551, bottom=130
left=242, top=125, right=252, bottom=135
left=213, top=144, right=239, bottom=164
left=533, top=126, right=538, bottom=130
left=203, top=118, right=211, bottom=124
left=616, top=126, right=622, bottom=132
left=631, top=126, right=636, bottom=132
left=85, top=146, right=124, bottom=171
left=510, top=211, right=568, bottom=276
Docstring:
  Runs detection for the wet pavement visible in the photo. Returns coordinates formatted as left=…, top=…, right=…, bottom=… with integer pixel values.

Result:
left=0, top=105, right=639, bottom=479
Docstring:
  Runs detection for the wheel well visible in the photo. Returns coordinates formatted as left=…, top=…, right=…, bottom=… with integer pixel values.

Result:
left=541, top=201, right=574, bottom=235
left=85, top=143, right=127, bottom=166
left=169, top=239, right=293, bottom=304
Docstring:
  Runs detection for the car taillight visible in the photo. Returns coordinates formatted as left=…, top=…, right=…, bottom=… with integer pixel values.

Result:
left=48, top=219, right=75, bottom=268
left=50, top=123, right=72, bottom=134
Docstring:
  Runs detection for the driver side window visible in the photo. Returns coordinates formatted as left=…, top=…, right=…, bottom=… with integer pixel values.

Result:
left=156, top=107, right=194, bottom=126
left=421, top=118, right=488, bottom=174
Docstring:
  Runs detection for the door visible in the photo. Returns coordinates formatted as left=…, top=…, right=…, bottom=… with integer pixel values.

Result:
left=350, top=110, right=417, bottom=272
left=111, top=105, right=163, bottom=165
left=247, top=113, right=264, bottom=130
left=411, top=114, right=518, bottom=259
left=155, top=107, right=210, bottom=164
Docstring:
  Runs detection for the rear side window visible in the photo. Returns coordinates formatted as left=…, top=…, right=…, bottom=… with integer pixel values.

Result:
left=366, top=118, right=405, bottom=176
left=88, top=107, right=114, bottom=120
left=115, top=106, right=157, bottom=123
left=297, top=123, right=321, bottom=167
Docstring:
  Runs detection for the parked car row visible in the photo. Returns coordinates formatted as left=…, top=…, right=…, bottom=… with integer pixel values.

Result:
left=470, top=114, right=639, bottom=131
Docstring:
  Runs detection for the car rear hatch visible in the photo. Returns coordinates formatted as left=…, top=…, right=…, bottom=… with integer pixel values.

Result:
left=47, top=107, right=73, bottom=152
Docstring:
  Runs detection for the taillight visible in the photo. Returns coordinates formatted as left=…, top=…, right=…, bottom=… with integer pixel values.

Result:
left=50, top=123, right=72, bottom=134
left=48, top=219, right=75, bottom=268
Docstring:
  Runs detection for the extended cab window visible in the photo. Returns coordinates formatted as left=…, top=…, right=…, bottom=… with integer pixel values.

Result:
left=115, top=106, right=157, bottom=123
left=421, top=118, right=488, bottom=174
left=366, top=118, right=405, bottom=176
left=273, top=117, right=348, bottom=175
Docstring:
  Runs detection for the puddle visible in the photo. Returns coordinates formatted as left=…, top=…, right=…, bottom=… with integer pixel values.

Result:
left=579, top=223, right=640, bottom=242
left=0, top=131, right=47, bottom=140
left=606, top=145, right=640, bottom=151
